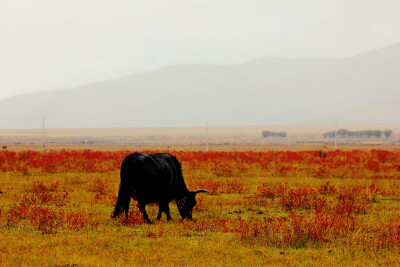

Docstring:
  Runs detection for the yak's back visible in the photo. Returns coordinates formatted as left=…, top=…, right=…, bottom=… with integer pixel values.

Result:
left=120, top=153, right=186, bottom=203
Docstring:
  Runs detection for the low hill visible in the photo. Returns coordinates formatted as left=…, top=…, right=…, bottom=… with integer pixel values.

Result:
left=0, top=43, right=399, bottom=128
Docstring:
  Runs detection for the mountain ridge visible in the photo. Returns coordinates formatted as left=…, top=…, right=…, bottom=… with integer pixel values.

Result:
left=1, top=43, right=399, bottom=129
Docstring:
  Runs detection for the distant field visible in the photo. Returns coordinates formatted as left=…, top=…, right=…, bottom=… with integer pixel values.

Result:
left=0, top=124, right=399, bottom=151
left=2, top=142, right=400, bottom=152
left=1, top=149, right=400, bottom=265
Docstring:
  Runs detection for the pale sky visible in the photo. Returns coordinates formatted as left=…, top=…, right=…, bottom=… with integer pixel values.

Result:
left=1, top=0, right=399, bottom=100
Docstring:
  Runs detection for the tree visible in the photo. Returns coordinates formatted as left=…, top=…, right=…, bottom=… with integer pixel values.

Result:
left=323, top=131, right=335, bottom=138
left=262, top=131, right=287, bottom=138
left=337, top=129, right=352, bottom=137
left=384, top=130, right=393, bottom=138
left=323, top=129, right=384, bottom=138
left=262, top=130, right=270, bottom=138
left=277, top=132, right=287, bottom=138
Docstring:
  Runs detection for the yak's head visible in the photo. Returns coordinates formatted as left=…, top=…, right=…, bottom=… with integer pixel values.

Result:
left=177, top=189, right=210, bottom=220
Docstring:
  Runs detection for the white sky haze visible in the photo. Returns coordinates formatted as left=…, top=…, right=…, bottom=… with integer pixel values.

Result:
left=1, top=0, right=399, bottom=100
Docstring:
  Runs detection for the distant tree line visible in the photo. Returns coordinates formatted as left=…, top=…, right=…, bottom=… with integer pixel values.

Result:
left=262, top=130, right=287, bottom=138
left=323, top=129, right=393, bottom=139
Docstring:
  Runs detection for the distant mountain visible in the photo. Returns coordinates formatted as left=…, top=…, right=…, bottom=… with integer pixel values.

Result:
left=0, top=43, right=399, bottom=128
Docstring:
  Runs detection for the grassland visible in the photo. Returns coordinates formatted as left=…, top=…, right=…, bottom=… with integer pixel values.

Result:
left=1, top=149, right=400, bottom=266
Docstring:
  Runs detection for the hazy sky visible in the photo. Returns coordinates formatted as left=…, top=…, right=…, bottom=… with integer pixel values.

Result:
left=1, top=0, right=399, bottom=100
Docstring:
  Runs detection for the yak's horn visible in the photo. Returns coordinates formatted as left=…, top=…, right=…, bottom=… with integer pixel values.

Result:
left=194, top=189, right=211, bottom=194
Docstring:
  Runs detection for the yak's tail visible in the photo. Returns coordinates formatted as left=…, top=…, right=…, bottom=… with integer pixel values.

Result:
left=111, top=184, right=129, bottom=218
left=112, top=162, right=132, bottom=218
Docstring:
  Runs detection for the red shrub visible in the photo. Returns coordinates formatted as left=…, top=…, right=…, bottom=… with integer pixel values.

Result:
left=334, top=193, right=369, bottom=215
left=20, top=181, right=67, bottom=206
left=215, top=218, right=230, bottom=233
left=64, top=211, right=89, bottom=230
left=256, top=184, right=276, bottom=198
left=120, top=208, right=145, bottom=226
left=211, top=161, right=234, bottom=177
left=230, top=212, right=356, bottom=247
left=7, top=203, right=31, bottom=225
left=373, top=218, right=400, bottom=248
left=31, top=181, right=59, bottom=193
left=88, top=179, right=111, bottom=195
left=279, top=185, right=316, bottom=211
left=312, top=211, right=355, bottom=240
left=221, top=179, right=247, bottom=194
left=310, top=195, right=328, bottom=212
left=317, top=182, right=336, bottom=195
left=362, top=184, right=379, bottom=202
left=28, top=206, right=62, bottom=234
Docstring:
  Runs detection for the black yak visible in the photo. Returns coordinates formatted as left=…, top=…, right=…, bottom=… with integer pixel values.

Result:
left=112, top=152, right=209, bottom=223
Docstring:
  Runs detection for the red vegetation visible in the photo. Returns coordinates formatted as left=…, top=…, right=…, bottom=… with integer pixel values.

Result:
left=6, top=181, right=91, bottom=233
left=28, top=206, right=62, bottom=234
left=119, top=207, right=146, bottom=226
left=187, top=179, right=247, bottom=194
left=64, top=211, right=90, bottom=230
left=226, top=212, right=354, bottom=246
left=1, top=149, right=399, bottom=251
left=1, top=150, right=399, bottom=180
left=19, top=181, right=68, bottom=206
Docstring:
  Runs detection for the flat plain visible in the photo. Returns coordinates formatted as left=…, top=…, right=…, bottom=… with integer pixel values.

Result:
left=1, top=145, right=400, bottom=266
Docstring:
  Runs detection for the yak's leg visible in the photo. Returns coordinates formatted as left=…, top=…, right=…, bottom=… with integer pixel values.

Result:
left=157, top=205, right=163, bottom=220
left=164, top=204, right=172, bottom=221
left=157, top=202, right=172, bottom=221
left=139, top=203, right=151, bottom=223
left=123, top=195, right=132, bottom=219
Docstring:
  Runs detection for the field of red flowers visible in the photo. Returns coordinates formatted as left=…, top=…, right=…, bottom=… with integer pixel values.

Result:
left=1, top=149, right=400, bottom=265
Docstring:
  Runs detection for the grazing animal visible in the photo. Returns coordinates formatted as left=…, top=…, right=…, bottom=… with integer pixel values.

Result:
left=112, top=152, right=209, bottom=222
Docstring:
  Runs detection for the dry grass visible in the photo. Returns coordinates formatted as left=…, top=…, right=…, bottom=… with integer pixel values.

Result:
left=1, top=149, right=400, bottom=266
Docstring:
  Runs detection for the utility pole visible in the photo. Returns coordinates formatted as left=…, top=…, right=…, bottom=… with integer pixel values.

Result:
left=334, top=122, right=337, bottom=150
left=205, top=121, right=209, bottom=152
left=83, top=107, right=88, bottom=146
left=42, top=114, right=46, bottom=150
